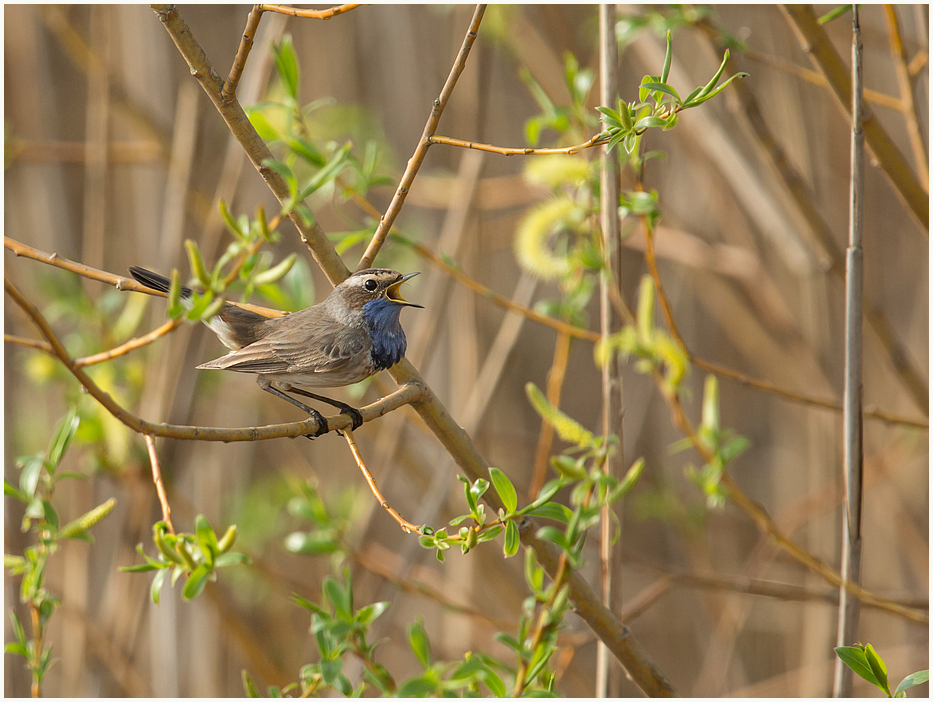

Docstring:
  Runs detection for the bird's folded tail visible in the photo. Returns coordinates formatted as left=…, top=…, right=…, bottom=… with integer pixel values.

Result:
left=128, top=266, right=193, bottom=299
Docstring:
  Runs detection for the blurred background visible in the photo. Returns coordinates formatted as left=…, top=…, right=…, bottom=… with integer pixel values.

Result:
left=4, top=4, right=928, bottom=697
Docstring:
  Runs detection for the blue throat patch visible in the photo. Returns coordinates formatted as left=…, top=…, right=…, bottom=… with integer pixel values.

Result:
left=363, top=297, right=408, bottom=371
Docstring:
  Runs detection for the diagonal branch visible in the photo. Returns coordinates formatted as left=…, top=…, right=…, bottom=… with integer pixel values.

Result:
left=355, top=4, right=486, bottom=271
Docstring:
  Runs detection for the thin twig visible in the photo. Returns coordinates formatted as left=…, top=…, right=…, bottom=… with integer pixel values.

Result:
left=834, top=7, right=865, bottom=694
left=781, top=4, right=928, bottom=232
left=258, top=3, right=360, bottom=19
left=222, top=5, right=264, bottom=103
left=427, top=133, right=606, bottom=156
left=355, top=4, right=486, bottom=270
left=144, top=435, right=175, bottom=533
left=75, top=319, right=183, bottom=368
left=342, top=429, right=423, bottom=534
left=882, top=4, right=929, bottom=190
left=4, top=335, right=53, bottom=354
left=529, top=332, right=571, bottom=500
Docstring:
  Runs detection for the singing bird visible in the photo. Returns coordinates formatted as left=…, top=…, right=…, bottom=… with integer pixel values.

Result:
left=129, top=266, right=422, bottom=437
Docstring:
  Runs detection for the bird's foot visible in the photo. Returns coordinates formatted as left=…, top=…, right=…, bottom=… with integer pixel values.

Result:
left=341, top=406, right=364, bottom=432
left=303, top=408, right=329, bottom=440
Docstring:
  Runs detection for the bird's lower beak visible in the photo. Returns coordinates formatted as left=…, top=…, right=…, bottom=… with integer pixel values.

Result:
left=386, top=272, right=423, bottom=308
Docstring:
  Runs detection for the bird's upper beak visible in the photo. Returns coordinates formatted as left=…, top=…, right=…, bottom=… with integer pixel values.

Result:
left=386, top=272, right=423, bottom=308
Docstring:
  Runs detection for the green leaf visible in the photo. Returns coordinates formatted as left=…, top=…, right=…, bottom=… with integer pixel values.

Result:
left=243, top=669, right=261, bottom=698
left=48, top=406, right=79, bottom=468
left=397, top=676, right=438, bottom=697
left=489, top=467, right=518, bottom=514
left=525, top=383, right=594, bottom=447
left=355, top=601, right=389, bottom=625
left=894, top=670, right=929, bottom=697
left=151, top=567, right=168, bottom=604
left=18, top=455, right=44, bottom=498
left=323, top=577, right=351, bottom=620
left=184, top=239, right=210, bottom=288
left=214, top=552, right=251, bottom=568
left=536, top=526, right=570, bottom=551
left=262, top=158, right=298, bottom=198
left=295, top=144, right=351, bottom=202
left=817, top=5, right=852, bottom=24
left=864, top=644, right=890, bottom=696
left=684, top=72, right=748, bottom=107
left=595, top=106, right=623, bottom=129
left=4, top=479, right=27, bottom=502
left=524, top=502, right=573, bottom=524
left=272, top=35, right=300, bottom=99
left=835, top=646, right=884, bottom=692
left=195, top=514, right=219, bottom=567
left=182, top=563, right=211, bottom=600
left=640, top=82, right=681, bottom=104
left=246, top=109, right=280, bottom=142
left=661, top=30, right=673, bottom=84
left=408, top=619, right=432, bottom=669
left=503, top=520, right=520, bottom=558
left=633, top=115, right=668, bottom=131
left=284, top=136, right=324, bottom=166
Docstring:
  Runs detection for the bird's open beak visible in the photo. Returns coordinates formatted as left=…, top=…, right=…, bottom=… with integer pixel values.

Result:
left=386, top=272, right=423, bottom=308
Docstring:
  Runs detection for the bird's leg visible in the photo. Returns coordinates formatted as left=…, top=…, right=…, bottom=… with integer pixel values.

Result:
left=257, top=377, right=328, bottom=438
left=281, top=386, right=364, bottom=431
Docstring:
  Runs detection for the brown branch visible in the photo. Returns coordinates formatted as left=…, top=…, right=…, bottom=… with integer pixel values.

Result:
left=6, top=274, right=422, bottom=441
left=355, top=4, right=486, bottom=270
left=428, top=133, right=606, bottom=156
left=343, top=429, right=423, bottom=534
left=222, top=5, right=264, bottom=103
left=75, top=319, right=183, bottom=368
left=257, top=3, right=360, bottom=19
left=781, top=4, right=928, bottom=232
left=882, top=4, right=929, bottom=190
left=4, top=334, right=53, bottom=355
left=144, top=435, right=175, bottom=533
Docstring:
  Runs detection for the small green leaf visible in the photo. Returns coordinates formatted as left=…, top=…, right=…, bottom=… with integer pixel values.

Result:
left=536, top=526, right=569, bottom=551
left=195, top=514, right=219, bottom=566
left=355, top=601, right=389, bottom=625
left=524, top=502, right=573, bottom=524
left=504, top=520, right=520, bottom=558
left=864, top=644, right=890, bottom=696
left=661, top=30, right=673, bottom=84
left=835, top=646, right=883, bottom=691
left=150, top=567, right=168, bottom=604
left=272, top=35, right=300, bottom=99
left=489, top=467, right=518, bottom=514
left=295, top=144, right=352, bottom=201
left=253, top=253, right=297, bottom=287
left=641, top=82, right=681, bottom=104
left=182, top=563, right=211, bottom=600
left=894, top=670, right=929, bottom=697
left=48, top=406, right=79, bottom=469
left=243, top=669, right=261, bottom=697
left=408, top=619, right=432, bottom=669
left=246, top=109, right=280, bottom=142
left=214, top=552, right=251, bottom=568
left=633, top=115, right=668, bottom=131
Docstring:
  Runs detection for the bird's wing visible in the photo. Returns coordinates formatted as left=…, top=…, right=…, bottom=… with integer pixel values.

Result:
left=196, top=315, right=367, bottom=376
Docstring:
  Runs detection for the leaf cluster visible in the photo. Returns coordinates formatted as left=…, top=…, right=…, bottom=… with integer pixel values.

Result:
left=835, top=643, right=929, bottom=698
left=4, top=408, right=116, bottom=691
left=120, top=515, right=249, bottom=603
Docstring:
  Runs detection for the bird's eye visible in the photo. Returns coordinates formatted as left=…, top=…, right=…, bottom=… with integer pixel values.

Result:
left=364, top=279, right=378, bottom=291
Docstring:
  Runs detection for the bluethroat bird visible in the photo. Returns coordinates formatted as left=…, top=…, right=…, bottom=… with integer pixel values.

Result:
left=129, top=266, right=422, bottom=437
